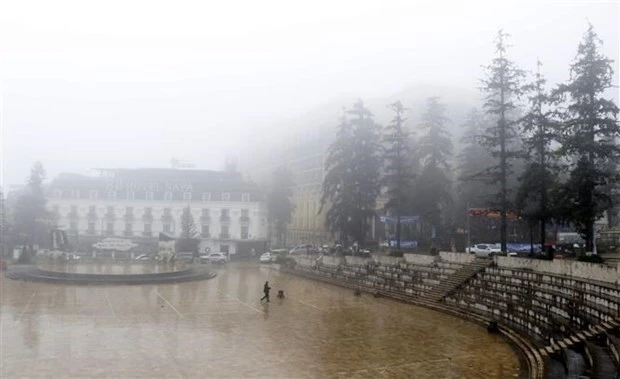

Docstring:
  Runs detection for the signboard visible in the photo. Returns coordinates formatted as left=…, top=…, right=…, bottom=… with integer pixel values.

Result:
left=93, top=238, right=138, bottom=251
left=105, top=180, right=193, bottom=194
left=468, top=208, right=519, bottom=219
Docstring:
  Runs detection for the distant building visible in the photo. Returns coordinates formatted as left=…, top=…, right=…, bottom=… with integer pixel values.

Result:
left=46, top=168, right=268, bottom=258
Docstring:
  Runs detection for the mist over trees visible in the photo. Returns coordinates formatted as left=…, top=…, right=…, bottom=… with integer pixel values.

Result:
left=267, top=166, right=295, bottom=247
left=382, top=101, right=415, bottom=250
left=319, top=24, right=619, bottom=253
left=320, top=100, right=382, bottom=247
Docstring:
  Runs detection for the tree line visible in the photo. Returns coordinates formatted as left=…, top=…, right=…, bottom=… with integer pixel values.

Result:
left=319, top=25, right=619, bottom=254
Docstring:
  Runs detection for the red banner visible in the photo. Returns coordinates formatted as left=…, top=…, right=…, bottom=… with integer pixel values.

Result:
left=468, top=208, right=519, bottom=219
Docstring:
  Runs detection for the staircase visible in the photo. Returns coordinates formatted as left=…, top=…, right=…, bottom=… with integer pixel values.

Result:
left=424, top=258, right=492, bottom=302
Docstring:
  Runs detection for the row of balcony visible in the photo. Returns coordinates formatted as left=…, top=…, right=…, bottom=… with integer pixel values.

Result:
left=69, top=213, right=249, bottom=223
left=71, top=229, right=245, bottom=240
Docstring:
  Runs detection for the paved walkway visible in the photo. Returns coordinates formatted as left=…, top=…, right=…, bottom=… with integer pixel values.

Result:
left=1, top=262, right=519, bottom=378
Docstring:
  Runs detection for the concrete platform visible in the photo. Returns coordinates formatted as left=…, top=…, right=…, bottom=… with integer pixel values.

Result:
left=1, top=262, right=520, bottom=378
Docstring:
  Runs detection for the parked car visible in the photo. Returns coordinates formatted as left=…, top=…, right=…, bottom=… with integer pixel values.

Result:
left=201, top=253, right=228, bottom=264
left=259, top=252, right=277, bottom=263
left=466, top=244, right=499, bottom=258
left=135, top=254, right=151, bottom=260
left=177, top=252, right=196, bottom=262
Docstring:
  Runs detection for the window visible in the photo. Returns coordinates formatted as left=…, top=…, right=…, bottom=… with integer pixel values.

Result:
left=164, top=192, right=172, bottom=201
left=220, top=225, right=229, bottom=238
left=201, top=208, right=210, bottom=218
left=202, top=192, right=211, bottom=201
left=89, top=206, right=96, bottom=215
left=106, top=206, right=114, bottom=215
left=241, top=209, right=249, bottom=218
left=70, top=205, right=78, bottom=214
left=144, top=207, right=152, bottom=216
left=163, top=208, right=171, bottom=216
left=127, top=191, right=135, bottom=200
left=242, top=193, right=250, bottom=202
left=220, top=209, right=230, bottom=222
left=124, top=223, right=133, bottom=236
left=71, top=190, right=80, bottom=198
left=145, top=192, right=154, bottom=201
left=87, top=222, right=96, bottom=234
left=107, top=191, right=117, bottom=200
left=53, top=189, right=62, bottom=198
left=163, top=224, right=171, bottom=233
left=144, top=224, right=152, bottom=233
left=241, top=226, right=249, bottom=239
left=89, top=190, right=98, bottom=200
left=201, top=224, right=209, bottom=238
left=220, top=244, right=229, bottom=254
left=221, top=192, right=230, bottom=201
left=126, top=206, right=133, bottom=215
left=183, top=192, right=192, bottom=201
left=106, top=222, right=114, bottom=235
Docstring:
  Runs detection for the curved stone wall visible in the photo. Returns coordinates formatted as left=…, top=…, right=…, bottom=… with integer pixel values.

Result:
left=6, top=264, right=216, bottom=285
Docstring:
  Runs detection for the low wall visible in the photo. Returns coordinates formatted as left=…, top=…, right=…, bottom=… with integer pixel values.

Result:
left=404, top=253, right=435, bottom=265
left=439, top=251, right=475, bottom=264
left=496, top=257, right=620, bottom=285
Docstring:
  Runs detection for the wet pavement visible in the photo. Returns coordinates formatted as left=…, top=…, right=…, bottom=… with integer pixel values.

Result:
left=1, top=262, right=519, bottom=378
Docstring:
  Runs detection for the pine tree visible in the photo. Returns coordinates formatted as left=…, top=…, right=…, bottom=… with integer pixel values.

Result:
left=553, top=24, right=620, bottom=251
left=320, top=100, right=382, bottom=247
left=180, top=206, right=198, bottom=239
left=479, top=30, right=525, bottom=252
left=177, top=206, right=199, bottom=255
left=415, top=97, right=453, bottom=248
left=267, top=166, right=295, bottom=247
left=516, top=61, right=560, bottom=256
left=382, top=101, right=415, bottom=249
left=13, top=162, right=50, bottom=250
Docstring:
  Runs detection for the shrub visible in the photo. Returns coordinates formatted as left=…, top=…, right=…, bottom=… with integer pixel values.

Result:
left=577, top=254, right=604, bottom=264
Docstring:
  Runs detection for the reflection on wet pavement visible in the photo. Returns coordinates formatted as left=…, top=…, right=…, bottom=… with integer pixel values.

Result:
left=1, top=262, right=519, bottom=378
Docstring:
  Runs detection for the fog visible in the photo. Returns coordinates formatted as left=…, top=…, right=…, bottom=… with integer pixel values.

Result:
left=1, top=0, right=618, bottom=188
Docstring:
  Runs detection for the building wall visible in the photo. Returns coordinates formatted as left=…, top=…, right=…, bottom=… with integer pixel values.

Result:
left=46, top=168, right=268, bottom=257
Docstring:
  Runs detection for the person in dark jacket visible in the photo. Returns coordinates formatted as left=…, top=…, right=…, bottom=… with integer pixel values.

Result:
left=260, top=281, right=271, bottom=303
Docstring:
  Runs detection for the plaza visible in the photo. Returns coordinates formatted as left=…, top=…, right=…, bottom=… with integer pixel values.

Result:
left=1, top=262, right=519, bottom=378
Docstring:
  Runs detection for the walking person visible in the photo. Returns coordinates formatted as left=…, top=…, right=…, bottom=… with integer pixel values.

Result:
left=260, top=281, right=271, bottom=303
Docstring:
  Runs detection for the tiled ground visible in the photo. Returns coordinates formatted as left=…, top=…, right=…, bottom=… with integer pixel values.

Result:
left=1, top=262, right=520, bottom=378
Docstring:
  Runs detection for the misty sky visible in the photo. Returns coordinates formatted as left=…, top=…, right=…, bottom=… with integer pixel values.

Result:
left=1, top=0, right=618, bottom=189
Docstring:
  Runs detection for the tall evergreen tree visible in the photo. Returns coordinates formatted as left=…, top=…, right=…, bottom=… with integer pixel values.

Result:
left=479, top=30, right=525, bottom=252
left=553, top=24, right=620, bottom=251
left=267, top=166, right=295, bottom=247
left=13, top=162, right=50, bottom=250
left=382, top=101, right=415, bottom=249
left=415, top=97, right=453, bottom=248
left=177, top=206, right=199, bottom=255
left=516, top=61, right=560, bottom=256
left=179, top=206, right=198, bottom=239
left=320, top=100, right=382, bottom=247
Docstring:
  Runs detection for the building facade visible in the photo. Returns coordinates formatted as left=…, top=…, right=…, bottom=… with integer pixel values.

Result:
left=46, top=168, right=268, bottom=258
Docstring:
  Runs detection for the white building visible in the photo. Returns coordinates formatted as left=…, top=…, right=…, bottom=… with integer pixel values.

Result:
left=46, top=168, right=268, bottom=258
